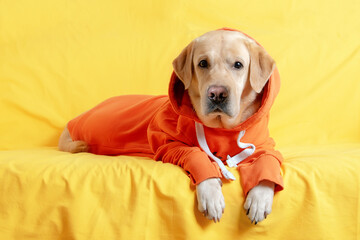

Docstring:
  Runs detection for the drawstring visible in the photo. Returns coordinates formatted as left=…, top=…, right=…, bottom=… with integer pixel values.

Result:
left=226, top=130, right=256, bottom=167
left=195, top=122, right=256, bottom=181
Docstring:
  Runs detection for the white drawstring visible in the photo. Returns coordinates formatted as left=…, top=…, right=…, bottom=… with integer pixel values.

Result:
left=195, top=122, right=256, bottom=181
left=226, top=130, right=256, bottom=167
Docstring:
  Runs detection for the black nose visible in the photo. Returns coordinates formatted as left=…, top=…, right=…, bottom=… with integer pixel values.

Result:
left=207, top=86, right=228, bottom=104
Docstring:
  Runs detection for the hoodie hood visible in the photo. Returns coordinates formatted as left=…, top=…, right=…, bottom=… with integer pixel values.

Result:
left=168, top=28, right=281, bottom=131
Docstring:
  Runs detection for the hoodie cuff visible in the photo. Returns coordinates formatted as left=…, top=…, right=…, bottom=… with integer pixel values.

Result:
left=238, top=154, right=284, bottom=196
left=184, top=151, right=222, bottom=185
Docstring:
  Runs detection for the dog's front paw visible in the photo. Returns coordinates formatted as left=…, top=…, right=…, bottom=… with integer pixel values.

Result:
left=244, top=180, right=275, bottom=224
left=196, top=178, right=225, bottom=223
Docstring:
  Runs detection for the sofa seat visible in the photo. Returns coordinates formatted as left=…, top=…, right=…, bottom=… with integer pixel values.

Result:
left=1, top=144, right=359, bottom=239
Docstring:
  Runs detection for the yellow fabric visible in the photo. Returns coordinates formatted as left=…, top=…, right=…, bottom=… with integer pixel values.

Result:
left=1, top=145, right=359, bottom=239
left=0, top=0, right=359, bottom=239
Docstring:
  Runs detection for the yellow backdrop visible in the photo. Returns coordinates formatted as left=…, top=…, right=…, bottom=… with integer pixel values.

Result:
left=1, top=0, right=359, bottom=150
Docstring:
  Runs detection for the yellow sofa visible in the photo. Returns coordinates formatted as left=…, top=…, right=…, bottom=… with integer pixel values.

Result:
left=1, top=1, right=359, bottom=239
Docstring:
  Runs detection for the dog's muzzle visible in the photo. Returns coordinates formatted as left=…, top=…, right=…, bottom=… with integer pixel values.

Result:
left=206, top=85, right=232, bottom=116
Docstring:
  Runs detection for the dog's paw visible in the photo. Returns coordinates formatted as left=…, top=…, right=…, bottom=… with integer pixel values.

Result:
left=196, top=178, right=225, bottom=223
left=244, top=180, right=275, bottom=224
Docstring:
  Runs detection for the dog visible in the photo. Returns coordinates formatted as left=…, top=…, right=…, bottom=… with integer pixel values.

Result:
left=59, top=28, right=284, bottom=224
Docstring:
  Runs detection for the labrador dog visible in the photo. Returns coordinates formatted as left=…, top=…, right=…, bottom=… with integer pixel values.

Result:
left=59, top=29, right=278, bottom=224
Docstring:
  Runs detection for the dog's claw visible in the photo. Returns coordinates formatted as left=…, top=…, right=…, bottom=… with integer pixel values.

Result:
left=255, top=221, right=258, bottom=225
left=246, top=209, right=250, bottom=215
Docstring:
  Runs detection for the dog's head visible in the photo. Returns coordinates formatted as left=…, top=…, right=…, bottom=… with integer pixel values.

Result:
left=173, top=30, right=275, bottom=129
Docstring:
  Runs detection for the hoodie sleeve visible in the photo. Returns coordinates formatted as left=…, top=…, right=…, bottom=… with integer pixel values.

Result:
left=147, top=104, right=222, bottom=185
left=237, top=114, right=284, bottom=196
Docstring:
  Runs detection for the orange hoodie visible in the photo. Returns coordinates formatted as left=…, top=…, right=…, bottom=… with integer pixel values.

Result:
left=68, top=29, right=284, bottom=195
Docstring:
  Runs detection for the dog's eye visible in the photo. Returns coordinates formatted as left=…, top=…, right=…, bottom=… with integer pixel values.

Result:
left=198, top=60, right=208, bottom=68
left=234, top=61, right=243, bottom=69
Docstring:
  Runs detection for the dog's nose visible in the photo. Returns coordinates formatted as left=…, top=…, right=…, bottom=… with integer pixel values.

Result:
left=207, top=86, right=228, bottom=104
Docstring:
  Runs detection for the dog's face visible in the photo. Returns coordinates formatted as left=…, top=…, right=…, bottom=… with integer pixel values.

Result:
left=173, top=30, right=275, bottom=129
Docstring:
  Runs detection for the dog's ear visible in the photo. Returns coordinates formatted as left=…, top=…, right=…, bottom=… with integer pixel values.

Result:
left=247, top=42, right=276, bottom=93
left=172, top=41, right=195, bottom=90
